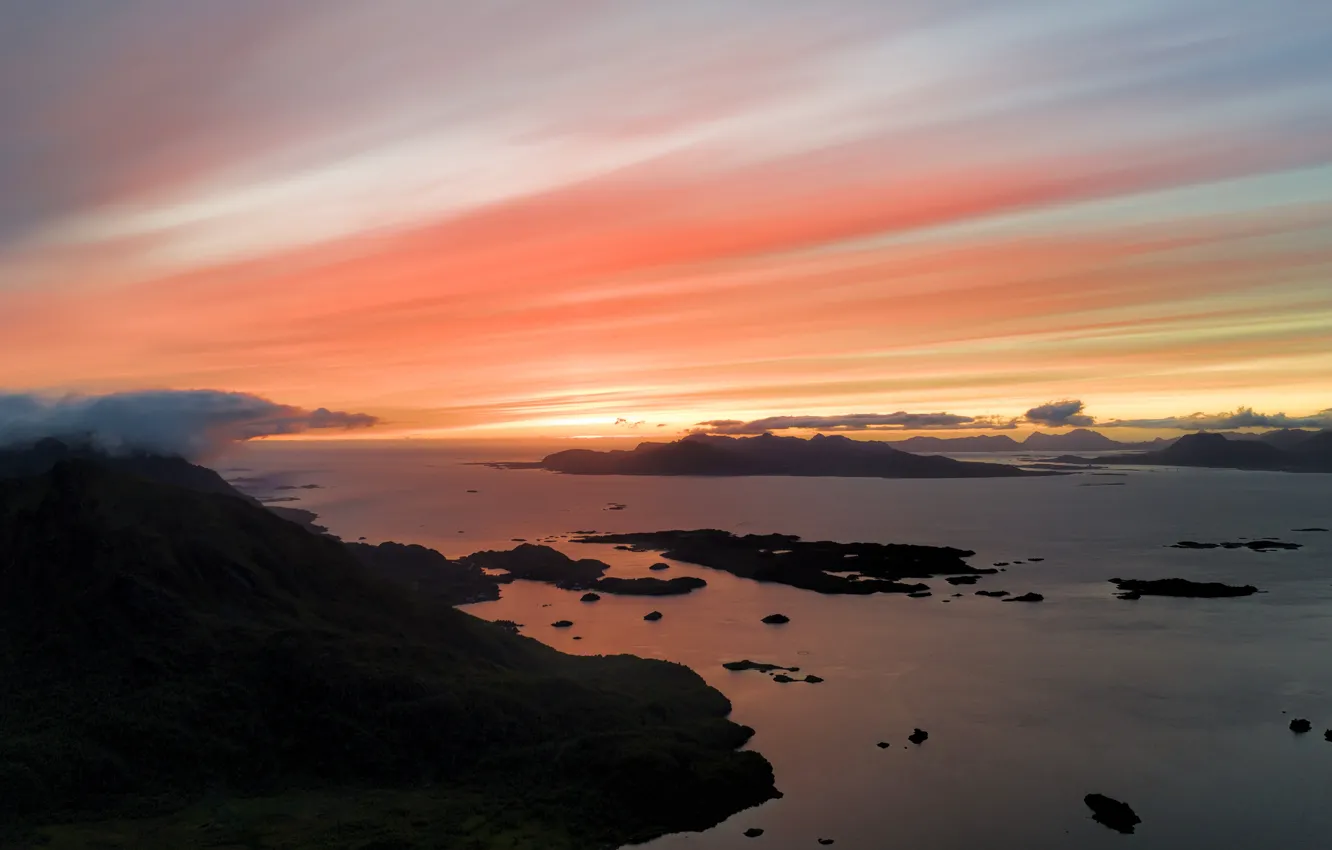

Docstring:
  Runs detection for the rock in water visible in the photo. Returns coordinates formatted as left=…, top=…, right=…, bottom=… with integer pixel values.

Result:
left=818, top=840, right=835, bottom=846
left=1004, top=592, right=1044, bottom=602
left=876, top=742, right=891, bottom=749
left=761, top=613, right=790, bottom=624
left=743, top=827, right=764, bottom=838
left=551, top=620, right=574, bottom=628
left=803, top=675, right=824, bottom=683
left=1324, top=729, right=1332, bottom=742
left=723, top=660, right=799, bottom=673
left=908, top=728, right=928, bottom=744
left=1290, top=718, right=1312, bottom=733
left=643, top=610, right=663, bottom=621
left=649, top=562, right=671, bottom=571
left=580, top=592, right=601, bottom=602
left=592, top=575, right=708, bottom=596
left=1084, top=794, right=1141, bottom=834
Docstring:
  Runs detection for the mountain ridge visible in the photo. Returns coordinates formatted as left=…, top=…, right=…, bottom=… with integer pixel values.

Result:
left=537, top=432, right=1050, bottom=478
left=0, top=456, right=777, bottom=847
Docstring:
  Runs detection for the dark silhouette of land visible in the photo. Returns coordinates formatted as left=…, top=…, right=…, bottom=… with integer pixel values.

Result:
left=527, top=433, right=1053, bottom=478
left=1110, top=578, right=1261, bottom=599
left=481, top=429, right=1332, bottom=476
left=0, top=450, right=775, bottom=848
left=346, top=540, right=507, bottom=605
left=1170, top=539, right=1301, bottom=551
left=1085, top=793, right=1141, bottom=834
left=571, top=529, right=991, bottom=595
left=0, top=437, right=331, bottom=531
left=888, top=428, right=1170, bottom=453
left=1052, top=431, right=1332, bottom=472
left=463, top=544, right=708, bottom=596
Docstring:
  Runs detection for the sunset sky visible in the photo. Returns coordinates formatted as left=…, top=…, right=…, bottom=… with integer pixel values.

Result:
left=3, top=0, right=1331, bottom=439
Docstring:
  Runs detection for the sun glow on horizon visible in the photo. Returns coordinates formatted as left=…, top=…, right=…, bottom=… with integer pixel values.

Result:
left=1, top=2, right=1329, bottom=429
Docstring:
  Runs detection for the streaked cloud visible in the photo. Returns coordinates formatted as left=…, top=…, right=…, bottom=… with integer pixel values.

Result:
left=0, top=2, right=1330, bottom=434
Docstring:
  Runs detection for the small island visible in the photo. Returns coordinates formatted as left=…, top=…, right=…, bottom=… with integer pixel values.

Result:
left=463, top=544, right=709, bottom=596
left=571, top=529, right=991, bottom=595
left=724, top=660, right=800, bottom=673
left=1110, top=578, right=1260, bottom=598
left=1169, top=539, right=1300, bottom=551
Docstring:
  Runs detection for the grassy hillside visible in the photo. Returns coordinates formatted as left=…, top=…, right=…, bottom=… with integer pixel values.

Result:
left=0, top=460, right=776, bottom=848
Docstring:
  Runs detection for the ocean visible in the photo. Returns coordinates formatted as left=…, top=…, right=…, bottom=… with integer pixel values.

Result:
left=220, top=439, right=1332, bottom=850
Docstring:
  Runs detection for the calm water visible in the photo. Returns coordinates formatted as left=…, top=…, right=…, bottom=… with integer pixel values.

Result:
left=222, top=440, right=1332, bottom=850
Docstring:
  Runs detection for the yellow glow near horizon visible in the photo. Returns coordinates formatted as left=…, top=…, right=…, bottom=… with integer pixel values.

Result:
left=1, top=4, right=1329, bottom=434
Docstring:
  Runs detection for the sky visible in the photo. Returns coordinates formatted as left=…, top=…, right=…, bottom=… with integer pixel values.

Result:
left=2, top=0, right=1331, bottom=440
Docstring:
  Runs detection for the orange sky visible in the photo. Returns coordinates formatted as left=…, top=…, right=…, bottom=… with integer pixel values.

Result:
left=2, top=2, right=1331, bottom=439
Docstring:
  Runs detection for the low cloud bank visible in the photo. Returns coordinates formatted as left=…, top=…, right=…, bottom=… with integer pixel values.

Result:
left=1024, top=399, right=1094, bottom=427
left=1102, top=406, right=1332, bottom=431
left=0, top=389, right=378, bottom=458
left=695, top=401, right=1331, bottom=436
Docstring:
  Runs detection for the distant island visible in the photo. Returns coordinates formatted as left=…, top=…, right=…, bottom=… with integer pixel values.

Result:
left=495, top=433, right=1055, bottom=478
left=883, top=428, right=1170, bottom=453
left=1051, top=431, right=1332, bottom=472
left=0, top=442, right=777, bottom=848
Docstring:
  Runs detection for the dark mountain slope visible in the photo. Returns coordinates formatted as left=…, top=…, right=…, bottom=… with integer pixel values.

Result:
left=1, top=438, right=338, bottom=534
left=0, top=461, right=776, bottom=847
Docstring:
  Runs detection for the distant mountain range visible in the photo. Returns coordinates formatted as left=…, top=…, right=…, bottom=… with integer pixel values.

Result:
left=884, top=428, right=1170, bottom=453
left=512, top=428, right=1332, bottom=478
left=1053, top=431, right=1332, bottom=472
left=534, top=432, right=1050, bottom=478
left=879, top=427, right=1329, bottom=455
